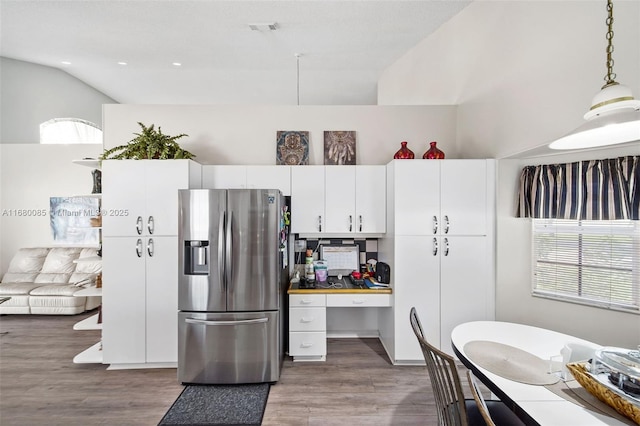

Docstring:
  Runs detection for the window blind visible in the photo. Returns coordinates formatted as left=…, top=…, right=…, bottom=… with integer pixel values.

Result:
left=532, top=219, right=639, bottom=312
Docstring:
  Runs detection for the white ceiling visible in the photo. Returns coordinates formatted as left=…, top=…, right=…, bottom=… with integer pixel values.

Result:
left=0, top=0, right=472, bottom=105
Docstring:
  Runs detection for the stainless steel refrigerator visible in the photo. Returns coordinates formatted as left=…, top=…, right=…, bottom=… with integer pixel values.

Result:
left=177, top=189, right=289, bottom=384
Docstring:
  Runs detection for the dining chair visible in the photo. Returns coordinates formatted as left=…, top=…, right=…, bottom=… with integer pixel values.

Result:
left=409, top=307, right=525, bottom=426
left=467, top=370, right=497, bottom=426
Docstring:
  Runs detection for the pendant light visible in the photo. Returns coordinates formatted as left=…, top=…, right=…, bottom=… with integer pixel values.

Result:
left=549, top=0, right=640, bottom=150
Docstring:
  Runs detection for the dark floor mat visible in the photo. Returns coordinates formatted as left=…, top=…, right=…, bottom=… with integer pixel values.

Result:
left=158, top=383, right=270, bottom=426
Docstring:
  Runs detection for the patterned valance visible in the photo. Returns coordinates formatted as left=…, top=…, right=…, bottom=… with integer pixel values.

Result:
left=517, top=156, right=639, bottom=220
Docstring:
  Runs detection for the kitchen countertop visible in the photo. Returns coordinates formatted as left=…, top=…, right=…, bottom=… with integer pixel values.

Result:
left=288, top=279, right=392, bottom=294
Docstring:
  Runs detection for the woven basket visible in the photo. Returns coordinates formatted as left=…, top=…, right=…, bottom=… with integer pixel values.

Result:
left=566, top=362, right=640, bottom=424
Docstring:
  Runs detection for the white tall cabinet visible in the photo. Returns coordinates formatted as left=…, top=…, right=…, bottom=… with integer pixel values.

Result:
left=381, top=159, right=495, bottom=362
left=101, top=160, right=201, bottom=367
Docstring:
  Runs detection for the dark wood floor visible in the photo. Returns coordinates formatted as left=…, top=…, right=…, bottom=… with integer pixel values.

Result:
left=0, top=311, right=474, bottom=425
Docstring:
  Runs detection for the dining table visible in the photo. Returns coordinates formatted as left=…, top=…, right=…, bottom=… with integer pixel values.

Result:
left=451, top=321, right=637, bottom=426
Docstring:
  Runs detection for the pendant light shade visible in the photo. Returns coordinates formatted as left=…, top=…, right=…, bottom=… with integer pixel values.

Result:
left=549, top=0, right=640, bottom=150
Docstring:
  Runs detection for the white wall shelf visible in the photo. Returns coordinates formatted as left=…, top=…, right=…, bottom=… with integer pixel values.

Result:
left=73, top=313, right=102, bottom=330
left=73, top=341, right=102, bottom=364
left=73, top=287, right=102, bottom=297
left=72, top=159, right=101, bottom=169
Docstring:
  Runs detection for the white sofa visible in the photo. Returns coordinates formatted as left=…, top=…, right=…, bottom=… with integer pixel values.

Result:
left=0, top=247, right=102, bottom=315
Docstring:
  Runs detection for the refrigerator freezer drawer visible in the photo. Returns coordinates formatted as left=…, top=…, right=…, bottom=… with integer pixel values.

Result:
left=178, top=311, right=280, bottom=384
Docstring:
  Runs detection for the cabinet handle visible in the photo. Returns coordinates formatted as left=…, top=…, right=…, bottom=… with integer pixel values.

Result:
left=147, top=238, right=154, bottom=257
left=318, top=216, right=322, bottom=232
left=300, top=299, right=313, bottom=305
left=301, top=317, right=315, bottom=323
left=136, top=239, right=143, bottom=257
left=147, top=215, right=154, bottom=234
left=136, top=216, right=143, bottom=235
left=359, top=215, right=363, bottom=232
left=444, top=215, right=450, bottom=234
left=352, top=300, right=365, bottom=304
left=444, top=237, right=449, bottom=256
left=432, top=238, right=438, bottom=256
left=349, top=215, right=353, bottom=232
left=301, top=343, right=314, bottom=348
left=433, top=216, right=438, bottom=234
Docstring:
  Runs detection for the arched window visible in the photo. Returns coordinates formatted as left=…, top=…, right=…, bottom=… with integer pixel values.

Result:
left=40, top=118, right=102, bottom=144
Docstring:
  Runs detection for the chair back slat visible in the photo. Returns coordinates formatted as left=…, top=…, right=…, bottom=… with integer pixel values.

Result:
left=410, top=307, right=468, bottom=426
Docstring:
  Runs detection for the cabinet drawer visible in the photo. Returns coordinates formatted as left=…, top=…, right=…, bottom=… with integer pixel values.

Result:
left=326, top=294, right=392, bottom=307
left=289, top=307, right=326, bottom=332
left=289, top=294, right=326, bottom=307
left=289, top=332, right=327, bottom=356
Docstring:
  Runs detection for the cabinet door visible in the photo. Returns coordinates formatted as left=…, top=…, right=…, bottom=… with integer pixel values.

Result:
left=393, top=236, right=440, bottom=362
left=440, top=161, right=487, bottom=236
left=146, top=236, right=178, bottom=363
left=291, top=166, right=325, bottom=233
left=394, top=161, right=440, bottom=236
left=439, top=236, right=490, bottom=355
left=102, top=160, right=146, bottom=237
left=145, top=160, right=192, bottom=237
left=246, top=165, right=291, bottom=196
left=325, top=166, right=356, bottom=233
left=202, top=165, right=247, bottom=189
left=355, top=165, right=386, bottom=233
left=102, top=236, right=146, bottom=364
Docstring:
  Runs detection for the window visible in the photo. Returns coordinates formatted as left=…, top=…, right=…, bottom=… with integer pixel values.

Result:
left=40, top=118, right=102, bottom=144
left=532, top=219, right=639, bottom=313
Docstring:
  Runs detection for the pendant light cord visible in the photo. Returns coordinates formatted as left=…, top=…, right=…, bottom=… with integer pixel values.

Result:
left=603, top=0, right=617, bottom=88
left=295, top=54, right=300, bottom=106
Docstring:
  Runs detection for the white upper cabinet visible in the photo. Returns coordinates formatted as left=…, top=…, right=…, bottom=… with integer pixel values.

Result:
left=292, top=165, right=385, bottom=235
left=325, top=166, right=356, bottom=233
left=291, top=166, right=325, bottom=233
left=355, top=165, right=386, bottom=233
left=202, top=165, right=247, bottom=189
left=394, top=160, right=488, bottom=236
left=246, top=166, right=291, bottom=195
left=102, top=159, right=201, bottom=238
left=203, top=165, right=291, bottom=195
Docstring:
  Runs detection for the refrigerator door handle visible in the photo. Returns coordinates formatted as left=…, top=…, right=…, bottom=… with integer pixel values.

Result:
left=218, top=211, right=225, bottom=288
left=225, top=210, right=233, bottom=289
left=185, top=317, right=268, bottom=326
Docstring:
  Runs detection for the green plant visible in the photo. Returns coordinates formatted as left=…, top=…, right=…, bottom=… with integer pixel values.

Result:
left=99, top=122, right=195, bottom=160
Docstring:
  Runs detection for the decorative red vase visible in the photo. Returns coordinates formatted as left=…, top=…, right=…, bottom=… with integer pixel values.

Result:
left=393, top=141, right=415, bottom=159
left=423, top=141, right=445, bottom=159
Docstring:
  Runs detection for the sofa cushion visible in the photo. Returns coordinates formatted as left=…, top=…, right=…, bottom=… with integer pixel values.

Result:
left=1, top=272, right=39, bottom=283
left=6, top=248, right=50, bottom=273
left=34, top=273, right=72, bottom=284
left=30, top=284, right=84, bottom=297
left=75, top=248, right=102, bottom=274
left=0, top=282, right=43, bottom=295
left=41, top=247, right=81, bottom=273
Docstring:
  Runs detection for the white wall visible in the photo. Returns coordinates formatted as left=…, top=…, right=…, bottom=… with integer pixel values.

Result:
left=0, top=144, right=102, bottom=273
left=378, top=0, right=640, bottom=348
left=378, top=0, right=640, bottom=159
left=0, top=57, right=116, bottom=144
left=103, top=104, right=458, bottom=165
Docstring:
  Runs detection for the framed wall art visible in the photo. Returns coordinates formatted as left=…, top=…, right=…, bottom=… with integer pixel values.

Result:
left=324, top=131, right=356, bottom=165
left=276, top=131, right=309, bottom=165
left=50, top=196, right=101, bottom=245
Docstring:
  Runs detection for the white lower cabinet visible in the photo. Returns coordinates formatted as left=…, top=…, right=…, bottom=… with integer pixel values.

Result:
left=102, top=235, right=178, bottom=365
left=288, top=294, right=326, bottom=361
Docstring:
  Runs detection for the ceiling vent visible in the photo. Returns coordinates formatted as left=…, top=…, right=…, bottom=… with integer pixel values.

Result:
left=248, top=22, right=278, bottom=31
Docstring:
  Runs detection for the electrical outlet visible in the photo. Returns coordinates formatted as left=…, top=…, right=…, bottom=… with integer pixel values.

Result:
left=294, top=240, right=306, bottom=252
